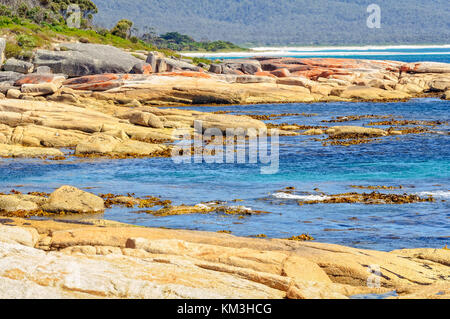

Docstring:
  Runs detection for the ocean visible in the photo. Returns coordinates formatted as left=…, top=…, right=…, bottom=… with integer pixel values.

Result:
left=184, top=44, right=450, bottom=64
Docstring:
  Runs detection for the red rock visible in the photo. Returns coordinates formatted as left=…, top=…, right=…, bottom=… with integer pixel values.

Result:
left=15, top=74, right=62, bottom=86
left=64, top=81, right=123, bottom=91
left=63, top=74, right=120, bottom=86
left=131, top=63, right=153, bottom=75
left=270, top=68, right=291, bottom=78
left=254, top=71, right=276, bottom=77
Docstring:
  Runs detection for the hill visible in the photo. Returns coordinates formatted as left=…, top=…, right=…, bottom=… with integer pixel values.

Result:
left=92, top=0, right=450, bottom=46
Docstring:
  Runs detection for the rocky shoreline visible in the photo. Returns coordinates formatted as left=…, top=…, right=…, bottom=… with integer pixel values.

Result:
left=1, top=41, right=450, bottom=106
left=0, top=40, right=449, bottom=158
left=0, top=213, right=448, bottom=299
left=0, top=40, right=449, bottom=299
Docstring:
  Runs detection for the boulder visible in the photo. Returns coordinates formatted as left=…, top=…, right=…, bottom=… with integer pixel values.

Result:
left=195, top=113, right=267, bottom=135
left=0, top=38, right=5, bottom=64
left=75, top=133, right=119, bottom=155
left=47, top=93, right=79, bottom=104
left=21, top=83, right=59, bottom=96
left=443, top=90, right=450, bottom=100
left=6, top=89, right=21, bottom=99
left=146, top=51, right=165, bottom=71
left=34, top=43, right=143, bottom=77
left=164, top=58, right=201, bottom=72
left=209, top=64, right=222, bottom=74
left=34, top=66, right=52, bottom=74
left=130, top=62, right=153, bottom=75
left=126, top=111, right=164, bottom=129
left=429, top=79, right=450, bottom=92
left=220, top=66, right=243, bottom=75
left=2, top=58, right=34, bottom=74
left=223, top=60, right=262, bottom=75
left=271, top=68, right=291, bottom=78
left=241, top=63, right=262, bottom=75
left=112, top=140, right=167, bottom=155
left=42, top=185, right=105, bottom=214
left=156, top=59, right=168, bottom=73
left=0, top=195, right=39, bottom=213
left=0, top=71, right=22, bottom=84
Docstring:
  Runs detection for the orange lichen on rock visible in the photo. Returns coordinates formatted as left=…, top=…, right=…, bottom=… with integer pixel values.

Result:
left=15, top=75, right=60, bottom=86
left=63, top=74, right=121, bottom=86
left=270, top=68, right=291, bottom=78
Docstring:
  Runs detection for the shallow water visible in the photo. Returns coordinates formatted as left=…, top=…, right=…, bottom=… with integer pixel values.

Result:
left=187, top=47, right=450, bottom=64
left=1, top=98, right=449, bottom=251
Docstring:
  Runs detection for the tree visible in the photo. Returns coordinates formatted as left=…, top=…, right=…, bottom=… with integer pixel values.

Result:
left=111, top=19, right=133, bottom=39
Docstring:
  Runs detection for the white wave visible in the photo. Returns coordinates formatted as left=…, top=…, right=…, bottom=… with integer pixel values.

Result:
left=182, top=44, right=450, bottom=58
left=195, top=204, right=211, bottom=209
left=228, top=205, right=252, bottom=211
left=417, top=191, right=450, bottom=199
left=251, top=44, right=450, bottom=52
left=183, top=51, right=450, bottom=58
left=272, top=192, right=330, bottom=201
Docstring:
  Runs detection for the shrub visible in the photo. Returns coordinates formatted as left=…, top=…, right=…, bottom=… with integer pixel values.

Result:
left=4, top=42, right=22, bottom=59
left=16, top=34, right=37, bottom=50
left=111, top=19, right=133, bottom=39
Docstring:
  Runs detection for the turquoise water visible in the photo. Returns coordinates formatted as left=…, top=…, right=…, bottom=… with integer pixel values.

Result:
left=196, top=46, right=450, bottom=64
left=1, top=98, right=449, bottom=251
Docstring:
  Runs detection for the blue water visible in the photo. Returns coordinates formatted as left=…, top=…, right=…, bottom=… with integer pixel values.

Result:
left=206, top=47, right=450, bottom=64
left=1, top=98, right=449, bottom=251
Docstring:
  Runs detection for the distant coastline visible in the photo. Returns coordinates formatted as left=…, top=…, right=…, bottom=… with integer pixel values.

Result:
left=182, top=44, right=450, bottom=58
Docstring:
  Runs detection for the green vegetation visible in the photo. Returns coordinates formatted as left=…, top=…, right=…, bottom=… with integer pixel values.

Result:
left=0, top=0, right=97, bottom=25
left=111, top=19, right=133, bottom=39
left=0, top=1, right=244, bottom=57
left=92, top=0, right=450, bottom=46
left=149, top=32, right=245, bottom=52
left=0, top=15, right=157, bottom=58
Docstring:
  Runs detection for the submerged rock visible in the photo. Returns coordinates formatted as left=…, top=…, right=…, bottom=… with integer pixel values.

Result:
left=326, top=126, right=388, bottom=138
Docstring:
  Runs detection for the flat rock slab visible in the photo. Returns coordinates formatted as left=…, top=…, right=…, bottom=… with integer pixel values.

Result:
left=0, top=218, right=448, bottom=299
